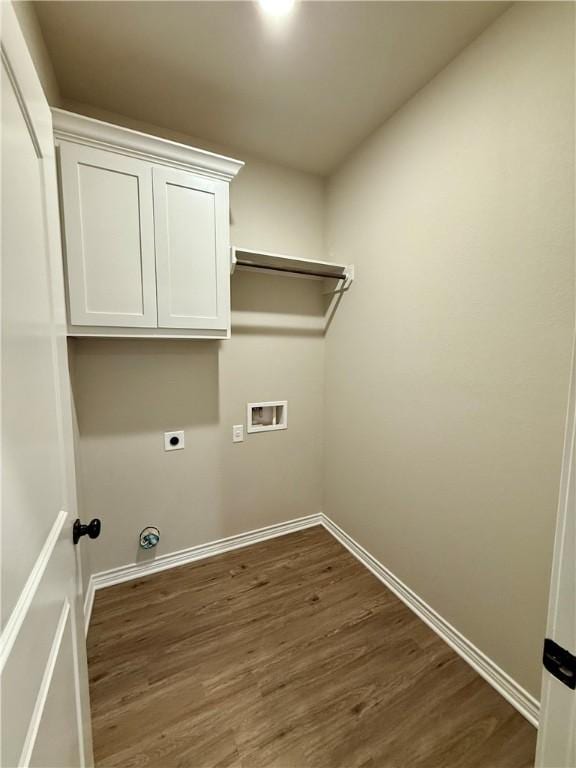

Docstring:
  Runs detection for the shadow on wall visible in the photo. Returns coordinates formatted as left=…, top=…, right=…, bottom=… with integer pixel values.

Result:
left=70, top=338, right=220, bottom=436
left=231, top=269, right=336, bottom=336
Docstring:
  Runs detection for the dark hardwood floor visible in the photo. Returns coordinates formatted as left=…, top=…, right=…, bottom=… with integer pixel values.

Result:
left=87, top=526, right=536, bottom=768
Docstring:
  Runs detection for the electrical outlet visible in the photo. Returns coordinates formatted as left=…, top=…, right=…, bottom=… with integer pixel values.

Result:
left=164, top=430, right=185, bottom=451
left=232, top=424, right=244, bottom=443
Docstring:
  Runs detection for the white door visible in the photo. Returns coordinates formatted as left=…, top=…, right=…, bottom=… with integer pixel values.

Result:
left=1, top=4, right=93, bottom=767
left=153, top=166, right=230, bottom=331
left=59, top=141, right=157, bottom=328
left=536, top=335, right=576, bottom=768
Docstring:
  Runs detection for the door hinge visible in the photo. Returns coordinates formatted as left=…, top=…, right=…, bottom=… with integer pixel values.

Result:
left=543, top=638, right=576, bottom=690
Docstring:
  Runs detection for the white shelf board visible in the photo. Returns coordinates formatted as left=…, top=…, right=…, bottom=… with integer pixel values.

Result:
left=231, top=247, right=353, bottom=287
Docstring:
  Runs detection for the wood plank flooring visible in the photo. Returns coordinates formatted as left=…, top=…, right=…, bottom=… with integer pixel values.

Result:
left=87, top=526, right=536, bottom=768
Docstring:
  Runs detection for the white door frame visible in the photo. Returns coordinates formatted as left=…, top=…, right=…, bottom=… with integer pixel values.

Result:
left=1, top=2, right=93, bottom=765
left=536, top=332, right=576, bottom=767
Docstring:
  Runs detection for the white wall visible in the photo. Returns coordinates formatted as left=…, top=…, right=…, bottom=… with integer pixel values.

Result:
left=62, top=103, right=327, bottom=577
left=323, top=1, right=574, bottom=697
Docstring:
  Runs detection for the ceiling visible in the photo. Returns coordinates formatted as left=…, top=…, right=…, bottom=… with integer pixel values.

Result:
left=35, top=1, right=509, bottom=175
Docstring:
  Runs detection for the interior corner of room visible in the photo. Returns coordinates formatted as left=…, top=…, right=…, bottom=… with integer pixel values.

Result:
left=3, top=1, right=575, bottom=767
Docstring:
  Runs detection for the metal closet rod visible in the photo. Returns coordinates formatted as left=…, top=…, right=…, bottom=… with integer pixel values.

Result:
left=235, top=259, right=347, bottom=280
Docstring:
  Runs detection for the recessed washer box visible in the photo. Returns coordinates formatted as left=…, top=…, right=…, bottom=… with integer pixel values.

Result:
left=247, top=401, right=287, bottom=433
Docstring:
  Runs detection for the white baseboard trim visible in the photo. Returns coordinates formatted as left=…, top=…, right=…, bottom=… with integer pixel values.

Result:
left=85, top=513, right=323, bottom=631
left=319, top=513, right=540, bottom=728
left=83, top=510, right=539, bottom=727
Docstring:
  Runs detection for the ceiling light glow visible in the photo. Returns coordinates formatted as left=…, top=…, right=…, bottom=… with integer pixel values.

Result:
left=258, top=0, right=295, bottom=18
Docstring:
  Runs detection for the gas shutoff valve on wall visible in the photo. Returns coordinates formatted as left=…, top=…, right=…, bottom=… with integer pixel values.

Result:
left=140, top=526, right=160, bottom=549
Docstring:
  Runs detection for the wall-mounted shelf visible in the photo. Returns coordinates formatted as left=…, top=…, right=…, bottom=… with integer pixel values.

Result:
left=231, top=247, right=354, bottom=290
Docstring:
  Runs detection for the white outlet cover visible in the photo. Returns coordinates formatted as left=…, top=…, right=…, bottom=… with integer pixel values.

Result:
left=232, top=424, right=244, bottom=443
left=164, top=430, right=185, bottom=451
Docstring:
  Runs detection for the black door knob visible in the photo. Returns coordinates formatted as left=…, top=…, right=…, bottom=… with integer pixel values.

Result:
left=73, top=518, right=101, bottom=545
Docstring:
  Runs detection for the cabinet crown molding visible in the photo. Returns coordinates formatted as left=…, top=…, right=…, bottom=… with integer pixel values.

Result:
left=51, top=108, right=244, bottom=182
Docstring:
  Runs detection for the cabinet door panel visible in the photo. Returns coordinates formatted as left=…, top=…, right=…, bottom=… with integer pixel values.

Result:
left=153, top=167, right=230, bottom=330
left=59, top=142, right=157, bottom=327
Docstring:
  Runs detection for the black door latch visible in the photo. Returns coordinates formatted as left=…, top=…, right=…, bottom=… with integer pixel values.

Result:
left=543, top=638, right=576, bottom=690
left=73, top=518, right=101, bottom=545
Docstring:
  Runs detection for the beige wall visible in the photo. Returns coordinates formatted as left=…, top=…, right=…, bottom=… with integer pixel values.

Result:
left=323, top=1, right=574, bottom=697
left=71, top=278, right=325, bottom=576
left=64, top=105, right=327, bottom=577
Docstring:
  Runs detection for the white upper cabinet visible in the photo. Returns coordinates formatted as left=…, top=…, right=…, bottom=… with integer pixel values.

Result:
left=153, top=167, right=229, bottom=331
left=59, top=143, right=157, bottom=327
left=53, top=109, right=243, bottom=338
